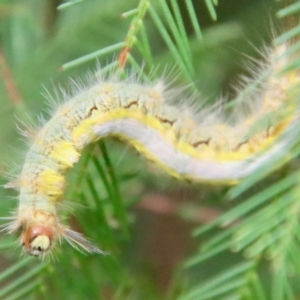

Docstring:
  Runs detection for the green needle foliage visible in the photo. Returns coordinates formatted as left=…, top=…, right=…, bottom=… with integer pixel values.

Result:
left=1, top=0, right=300, bottom=299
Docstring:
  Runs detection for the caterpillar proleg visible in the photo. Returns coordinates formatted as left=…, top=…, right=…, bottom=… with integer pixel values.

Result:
left=3, top=41, right=299, bottom=258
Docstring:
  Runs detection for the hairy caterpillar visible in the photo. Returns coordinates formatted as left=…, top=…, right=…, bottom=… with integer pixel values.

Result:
left=2, top=42, right=299, bottom=258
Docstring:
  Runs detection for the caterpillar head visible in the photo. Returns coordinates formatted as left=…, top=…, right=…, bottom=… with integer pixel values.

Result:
left=19, top=223, right=105, bottom=258
left=19, top=214, right=105, bottom=258
left=5, top=208, right=105, bottom=257
left=15, top=209, right=58, bottom=257
left=21, top=224, right=53, bottom=257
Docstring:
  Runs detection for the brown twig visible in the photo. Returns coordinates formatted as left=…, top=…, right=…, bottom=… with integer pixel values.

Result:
left=0, top=46, right=22, bottom=106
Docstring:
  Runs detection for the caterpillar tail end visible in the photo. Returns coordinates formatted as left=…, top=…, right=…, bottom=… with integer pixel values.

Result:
left=2, top=207, right=105, bottom=258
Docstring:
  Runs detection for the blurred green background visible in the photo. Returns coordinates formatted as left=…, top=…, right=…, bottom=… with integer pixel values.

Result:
left=0, top=0, right=289, bottom=299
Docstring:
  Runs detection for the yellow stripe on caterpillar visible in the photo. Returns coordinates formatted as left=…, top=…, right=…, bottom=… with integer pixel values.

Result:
left=49, top=141, right=80, bottom=168
left=38, top=169, right=65, bottom=200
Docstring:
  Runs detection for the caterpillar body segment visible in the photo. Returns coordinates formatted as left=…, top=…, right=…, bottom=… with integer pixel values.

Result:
left=4, top=44, right=300, bottom=257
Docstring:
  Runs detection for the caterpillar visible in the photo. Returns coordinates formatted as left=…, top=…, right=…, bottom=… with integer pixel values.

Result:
left=2, top=40, right=299, bottom=258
